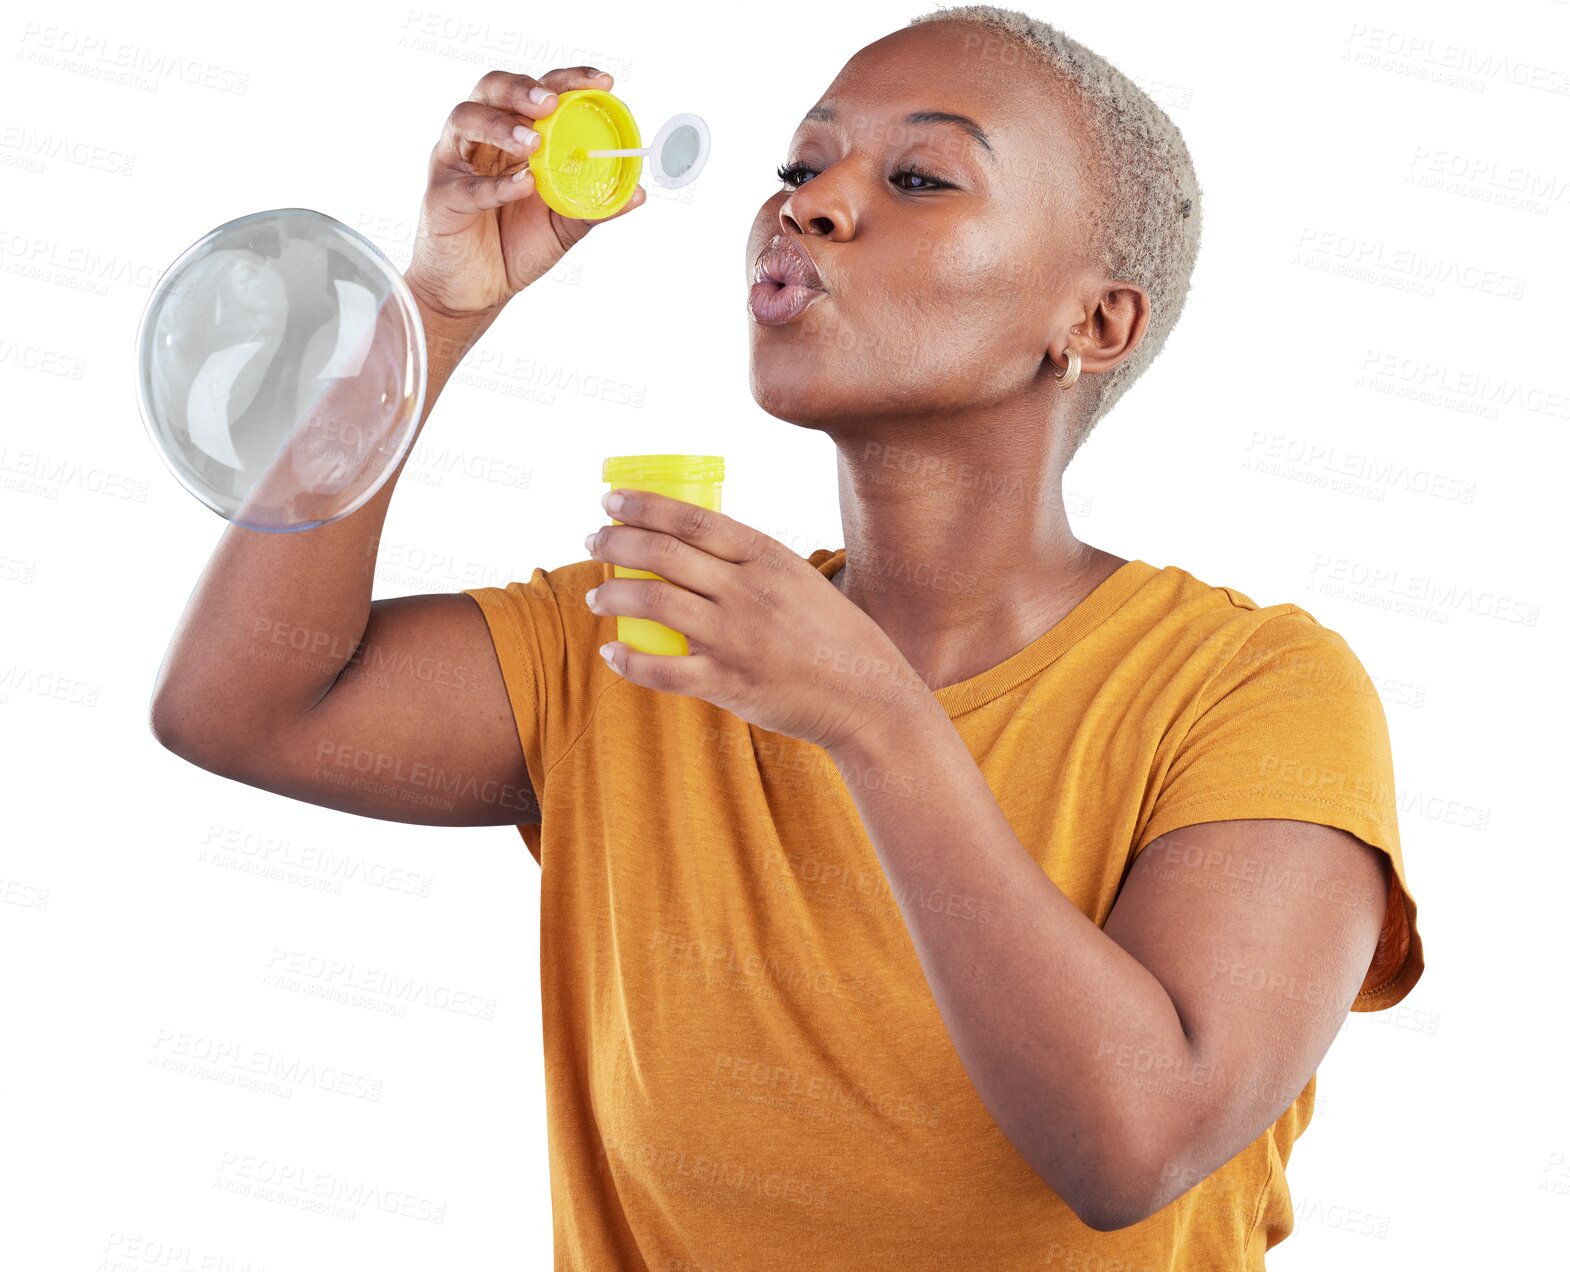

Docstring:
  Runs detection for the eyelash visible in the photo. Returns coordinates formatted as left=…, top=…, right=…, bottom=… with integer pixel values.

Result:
left=774, top=162, right=952, bottom=192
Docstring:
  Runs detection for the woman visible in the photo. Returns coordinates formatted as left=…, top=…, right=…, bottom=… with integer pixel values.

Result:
left=151, top=6, right=1424, bottom=1268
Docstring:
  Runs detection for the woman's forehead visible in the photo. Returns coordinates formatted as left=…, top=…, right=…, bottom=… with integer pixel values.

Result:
left=814, top=28, right=1072, bottom=150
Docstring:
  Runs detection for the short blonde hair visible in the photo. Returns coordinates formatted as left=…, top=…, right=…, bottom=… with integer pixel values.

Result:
left=906, top=4, right=1203, bottom=453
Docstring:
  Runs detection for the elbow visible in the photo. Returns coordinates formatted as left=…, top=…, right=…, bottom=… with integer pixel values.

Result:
left=149, top=652, right=196, bottom=756
left=1069, top=1185, right=1158, bottom=1235
left=1074, top=1192, right=1159, bottom=1235
left=148, top=690, right=186, bottom=755
left=150, top=688, right=274, bottom=783
left=149, top=686, right=199, bottom=755
left=1045, top=1132, right=1172, bottom=1234
left=149, top=689, right=220, bottom=769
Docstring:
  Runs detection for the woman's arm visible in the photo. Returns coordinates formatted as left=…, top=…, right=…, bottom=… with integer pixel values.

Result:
left=825, top=704, right=1389, bottom=1232
left=577, top=489, right=1392, bottom=1222
left=150, top=64, right=642, bottom=824
left=147, top=297, right=541, bottom=825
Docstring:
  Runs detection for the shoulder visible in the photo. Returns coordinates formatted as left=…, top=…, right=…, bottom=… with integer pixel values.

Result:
left=513, top=556, right=605, bottom=602
left=468, top=558, right=603, bottom=637
left=1135, top=560, right=1375, bottom=699
left=460, top=557, right=610, bottom=734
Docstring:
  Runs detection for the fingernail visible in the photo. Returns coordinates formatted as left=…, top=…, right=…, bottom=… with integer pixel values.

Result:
left=513, top=124, right=539, bottom=146
left=584, top=531, right=598, bottom=553
left=602, top=490, right=625, bottom=514
left=528, top=86, right=554, bottom=104
left=599, top=643, right=616, bottom=665
left=584, top=587, right=599, bottom=608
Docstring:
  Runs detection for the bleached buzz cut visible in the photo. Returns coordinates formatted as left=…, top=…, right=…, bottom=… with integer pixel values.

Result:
left=907, top=4, right=1203, bottom=455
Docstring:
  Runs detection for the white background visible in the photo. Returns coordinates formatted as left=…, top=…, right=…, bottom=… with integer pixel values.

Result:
left=2, top=0, right=1565, bottom=1266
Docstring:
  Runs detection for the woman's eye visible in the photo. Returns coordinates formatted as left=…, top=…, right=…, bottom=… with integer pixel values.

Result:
left=774, top=162, right=953, bottom=192
left=893, top=167, right=950, bottom=191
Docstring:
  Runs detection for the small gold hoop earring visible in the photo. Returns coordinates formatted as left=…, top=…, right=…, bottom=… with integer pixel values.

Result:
left=1055, top=346, right=1081, bottom=391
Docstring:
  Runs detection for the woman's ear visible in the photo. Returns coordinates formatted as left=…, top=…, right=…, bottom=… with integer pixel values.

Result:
left=1068, top=281, right=1150, bottom=375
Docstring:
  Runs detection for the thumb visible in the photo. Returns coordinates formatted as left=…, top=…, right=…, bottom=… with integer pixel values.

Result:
left=602, top=184, right=649, bottom=221
left=562, top=184, right=648, bottom=242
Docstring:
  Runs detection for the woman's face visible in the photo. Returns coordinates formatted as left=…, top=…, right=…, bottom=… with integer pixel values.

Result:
left=746, top=21, right=1100, bottom=431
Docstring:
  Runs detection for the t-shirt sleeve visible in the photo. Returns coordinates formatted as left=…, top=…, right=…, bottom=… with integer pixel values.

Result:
left=462, top=561, right=607, bottom=861
left=1133, top=610, right=1424, bottom=1012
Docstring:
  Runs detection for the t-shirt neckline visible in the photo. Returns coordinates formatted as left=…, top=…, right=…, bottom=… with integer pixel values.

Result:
left=811, top=550, right=1158, bottom=717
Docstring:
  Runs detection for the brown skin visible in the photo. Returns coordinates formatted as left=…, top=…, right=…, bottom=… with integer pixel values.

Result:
left=149, top=66, right=645, bottom=826
left=152, top=32, right=1395, bottom=1236
left=585, top=21, right=1392, bottom=1231
left=744, top=20, right=1149, bottom=690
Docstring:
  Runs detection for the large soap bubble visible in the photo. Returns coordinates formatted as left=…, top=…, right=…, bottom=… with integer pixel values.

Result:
left=136, top=208, right=426, bottom=532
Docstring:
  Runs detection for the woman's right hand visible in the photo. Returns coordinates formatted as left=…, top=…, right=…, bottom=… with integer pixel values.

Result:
left=405, top=66, right=647, bottom=321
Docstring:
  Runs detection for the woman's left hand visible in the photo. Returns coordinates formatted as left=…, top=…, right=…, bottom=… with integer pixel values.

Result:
left=584, top=488, right=930, bottom=752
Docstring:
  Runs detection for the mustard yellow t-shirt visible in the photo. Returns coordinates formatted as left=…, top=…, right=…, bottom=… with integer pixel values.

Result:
left=462, top=551, right=1424, bottom=1271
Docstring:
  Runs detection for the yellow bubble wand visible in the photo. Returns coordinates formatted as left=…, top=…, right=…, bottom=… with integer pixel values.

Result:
left=527, top=89, right=711, bottom=220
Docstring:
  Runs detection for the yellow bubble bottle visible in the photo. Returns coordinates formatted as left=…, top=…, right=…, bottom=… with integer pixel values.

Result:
left=601, top=454, right=725, bottom=655
left=528, top=89, right=713, bottom=220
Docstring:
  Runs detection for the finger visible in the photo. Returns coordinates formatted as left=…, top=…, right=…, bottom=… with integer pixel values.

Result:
left=429, top=159, right=538, bottom=218
left=588, top=577, right=721, bottom=648
left=552, top=177, right=646, bottom=238
left=599, top=641, right=713, bottom=699
left=439, top=66, right=616, bottom=175
left=440, top=101, right=540, bottom=169
left=592, top=183, right=647, bottom=223
left=586, top=522, right=730, bottom=599
left=599, top=489, right=767, bottom=567
left=431, top=96, right=535, bottom=180
left=431, top=150, right=641, bottom=232
left=469, top=66, right=615, bottom=121
left=538, top=65, right=616, bottom=93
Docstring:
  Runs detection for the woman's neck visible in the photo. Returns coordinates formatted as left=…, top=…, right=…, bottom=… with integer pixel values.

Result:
left=829, top=429, right=1124, bottom=693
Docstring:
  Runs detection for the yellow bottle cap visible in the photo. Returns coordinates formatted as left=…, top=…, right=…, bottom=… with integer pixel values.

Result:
left=603, top=454, right=725, bottom=486
left=527, top=89, right=643, bottom=220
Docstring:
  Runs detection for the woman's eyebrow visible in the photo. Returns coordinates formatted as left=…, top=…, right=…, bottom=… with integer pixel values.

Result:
left=802, top=103, right=995, bottom=159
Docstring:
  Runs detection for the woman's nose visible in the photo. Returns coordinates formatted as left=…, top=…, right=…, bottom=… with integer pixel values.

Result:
left=781, top=183, right=854, bottom=241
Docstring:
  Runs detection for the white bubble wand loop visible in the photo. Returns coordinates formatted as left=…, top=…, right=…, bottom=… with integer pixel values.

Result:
left=580, top=113, right=711, bottom=188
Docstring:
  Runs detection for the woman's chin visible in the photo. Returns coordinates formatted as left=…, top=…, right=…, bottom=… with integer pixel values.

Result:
left=748, top=361, right=842, bottom=426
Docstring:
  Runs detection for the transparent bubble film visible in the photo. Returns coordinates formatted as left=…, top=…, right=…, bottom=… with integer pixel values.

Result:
left=136, top=208, right=426, bottom=532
